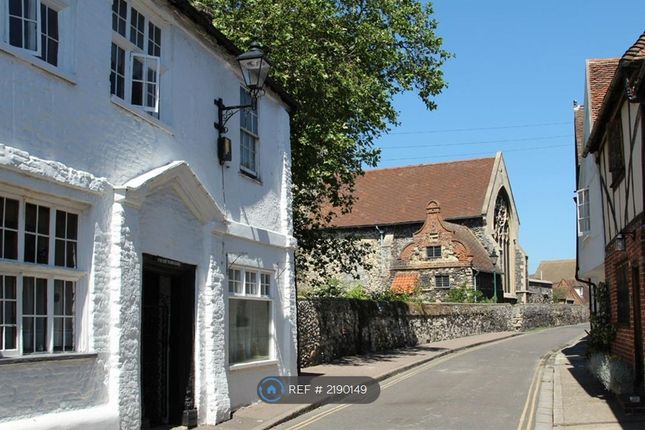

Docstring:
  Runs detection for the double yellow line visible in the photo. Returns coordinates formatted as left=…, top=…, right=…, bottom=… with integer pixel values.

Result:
left=516, top=355, right=548, bottom=430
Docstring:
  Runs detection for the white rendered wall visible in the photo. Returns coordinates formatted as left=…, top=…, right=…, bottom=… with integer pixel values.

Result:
left=577, top=154, right=605, bottom=282
left=0, top=0, right=296, bottom=428
left=0, top=147, right=115, bottom=426
left=0, top=0, right=291, bottom=235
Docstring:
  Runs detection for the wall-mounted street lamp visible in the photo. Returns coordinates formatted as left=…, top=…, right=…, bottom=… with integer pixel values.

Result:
left=615, top=231, right=636, bottom=252
left=215, top=41, right=272, bottom=164
left=490, top=249, right=499, bottom=303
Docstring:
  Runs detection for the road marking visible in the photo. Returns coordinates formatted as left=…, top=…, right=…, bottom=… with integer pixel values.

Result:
left=284, top=404, right=352, bottom=430
left=517, top=356, right=546, bottom=430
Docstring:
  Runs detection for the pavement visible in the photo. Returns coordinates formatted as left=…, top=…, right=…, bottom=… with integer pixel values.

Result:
left=535, top=334, right=645, bottom=430
left=201, top=331, right=521, bottom=430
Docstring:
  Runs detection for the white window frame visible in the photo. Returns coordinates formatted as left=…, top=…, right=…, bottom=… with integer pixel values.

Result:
left=576, top=188, right=591, bottom=236
left=2, top=0, right=67, bottom=63
left=38, top=1, right=62, bottom=66
left=4, top=0, right=42, bottom=56
left=1, top=272, right=79, bottom=357
left=239, top=88, right=259, bottom=178
left=110, top=0, right=163, bottom=116
left=0, top=190, right=84, bottom=357
left=227, top=266, right=274, bottom=366
left=130, top=52, right=160, bottom=113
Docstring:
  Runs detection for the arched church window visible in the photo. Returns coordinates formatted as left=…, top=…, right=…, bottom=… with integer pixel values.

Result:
left=493, top=190, right=512, bottom=294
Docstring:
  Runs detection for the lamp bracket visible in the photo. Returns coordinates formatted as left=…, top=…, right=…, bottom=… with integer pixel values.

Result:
left=214, top=96, right=257, bottom=136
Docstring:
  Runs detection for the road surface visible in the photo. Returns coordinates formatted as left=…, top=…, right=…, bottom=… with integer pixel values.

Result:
left=276, top=324, right=588, bottom=430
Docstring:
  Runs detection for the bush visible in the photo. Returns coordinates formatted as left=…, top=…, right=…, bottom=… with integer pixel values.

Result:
left=302, top=278, right=344, bottom=298
left=447, top=284, right=491, bottom=303
left=302, top=278, right=421, bottom=303
left=370, top=289, right=420, bottom=303
left=343, top=284, right=371, bottom=300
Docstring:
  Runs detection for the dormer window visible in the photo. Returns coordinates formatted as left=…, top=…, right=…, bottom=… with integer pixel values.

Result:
left=426, top=246, right=441, bottom=259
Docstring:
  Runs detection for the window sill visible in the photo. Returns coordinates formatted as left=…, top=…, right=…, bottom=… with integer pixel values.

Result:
left=110, top=96, right=174, bottom=136
left=239, top=169, right=262, bottom=185
left=0, top=352, right=97, bottom=366
left=0, top=260, right=86, bottom=280
left=229, top=359, right=278, bottom=371
left=229, top=294, right=271, bottom=301
left=0, top=42, right=76, bottom=85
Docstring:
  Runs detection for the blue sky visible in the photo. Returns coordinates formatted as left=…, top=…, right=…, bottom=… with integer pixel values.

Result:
left=372, top=0, right=645, bottom=273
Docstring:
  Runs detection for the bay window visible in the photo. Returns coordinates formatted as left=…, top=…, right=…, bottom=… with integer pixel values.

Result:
left=228, top=268, right=272, bottom=365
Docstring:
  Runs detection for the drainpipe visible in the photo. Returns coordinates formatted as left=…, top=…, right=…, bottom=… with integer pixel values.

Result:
left=575, top=214, right=596, bottom=323
left=375, top=225, right=384, bottom=247
left=375, top=225, right=385, bottom=277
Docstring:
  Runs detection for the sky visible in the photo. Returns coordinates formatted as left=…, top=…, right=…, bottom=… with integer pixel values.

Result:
left=372, top=0, right=645, bottom=274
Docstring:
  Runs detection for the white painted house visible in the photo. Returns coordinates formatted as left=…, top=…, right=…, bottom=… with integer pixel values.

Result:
left=0, top=0, right=297, bottom=429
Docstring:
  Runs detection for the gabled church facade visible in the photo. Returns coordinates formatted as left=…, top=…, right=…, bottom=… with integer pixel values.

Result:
left=321, top=153, right=530, bottom=302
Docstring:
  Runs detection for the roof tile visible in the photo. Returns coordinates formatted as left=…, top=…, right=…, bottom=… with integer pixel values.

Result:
left=330, top=157, right=496, bottom=227
left=587, top=59, right=620, bottom=124
left=390, top=272, right=420, bottom=294
left=621, top=31, right=645, bottom=63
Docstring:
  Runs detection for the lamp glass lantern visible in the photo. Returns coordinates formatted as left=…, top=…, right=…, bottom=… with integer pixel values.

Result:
left=215, top=41, right=272, bottom=165
left=237, top=42, right=271, bottom=96
left=490, top=250, right=499, bottom=303
left=490, top=250, right=499, bottom=266
left=616, top=233, right=626, bottom=251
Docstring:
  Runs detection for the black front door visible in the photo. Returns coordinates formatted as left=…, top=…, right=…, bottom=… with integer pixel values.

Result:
left=141, top=254, right=196, bottom=428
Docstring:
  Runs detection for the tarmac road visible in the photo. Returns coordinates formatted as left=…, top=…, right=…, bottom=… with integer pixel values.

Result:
left=275, top=324, right=589, bottom=430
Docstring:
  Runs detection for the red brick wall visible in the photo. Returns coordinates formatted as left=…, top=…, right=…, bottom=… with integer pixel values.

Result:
left=608, top=214, right=644, bottom=369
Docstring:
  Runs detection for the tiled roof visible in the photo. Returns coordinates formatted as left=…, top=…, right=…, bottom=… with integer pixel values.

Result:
left=622, top=31, right=645, bottom=63
left=587, top=32, right=645, bottom=153
left=443, top=220, right=495, bottom=272
left=330, top=157, right=496, bottom=227
left=574, top=105, right=585, bottom=166
left=554, top=279, right=589, bottom=305
left=587, top=58, right=620, bottom=124
left=390, top=272, right=420, bottom=294
left=531, top=259, right=586, bottom=286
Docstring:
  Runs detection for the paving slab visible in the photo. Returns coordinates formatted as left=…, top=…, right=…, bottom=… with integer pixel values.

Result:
left=206, top=331, right=520, bottom=430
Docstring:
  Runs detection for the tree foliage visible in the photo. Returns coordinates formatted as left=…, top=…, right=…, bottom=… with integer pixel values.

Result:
left=200, top=0, right=450, bottom=283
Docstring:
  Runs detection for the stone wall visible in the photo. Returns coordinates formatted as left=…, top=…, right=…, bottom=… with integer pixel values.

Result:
left=298, top=299, right=589, bottom=367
